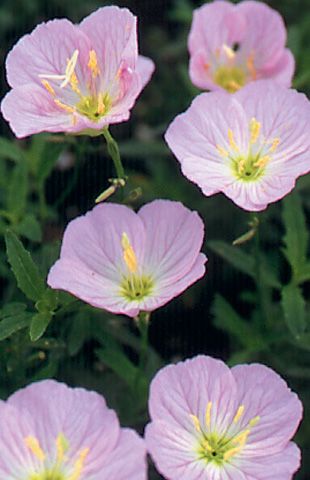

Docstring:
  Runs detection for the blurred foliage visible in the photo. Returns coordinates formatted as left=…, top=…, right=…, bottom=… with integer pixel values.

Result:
left=0, top=0, right=310, bottom=479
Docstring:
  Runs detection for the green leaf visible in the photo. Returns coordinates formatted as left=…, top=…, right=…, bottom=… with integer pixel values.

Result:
left=0, top=311, right=31, bottom=341
left=209, top=240, right=280, bottom=288
left=96, top=346, right=139, bottom=388
left=5, top=230, right=45, bottom=301
left=7, top=161, right=28, bottom=218
left=282, top=193, right=308, bottom=281
left=35, top=289, right=59, bottom=314
left=0, top=137, right=24, bottom=163
left=36, top=142, right=64, bottom=184
left=0, top=302, right=26, bottom=318
left=281, top=284, right=306, bottom=338
left=30, top=312, right=53, bottom=341
left=67, top=315, right=91, bottom=356
left=15, top=214, right=42, bottom=242
left=212, top=294, right=263, bottom=348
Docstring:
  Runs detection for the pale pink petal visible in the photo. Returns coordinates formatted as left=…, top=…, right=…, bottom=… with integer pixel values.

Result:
left=148, top=356, right=238, bottom=437
left=5, top=19, right=91, bottom=89
left=98, top=429, right=147, bottom=480
left=1, top=84, right=71, bottom=138
left=137, top=55, right=155, bottom=89
left=79, top=6, right=137, bottom=90
left=138, top=200, right=206, bottom=282
left=236, top=442, right=301, bottom=479
left=230, top=364, right=303, bottom=455
left=260, top=49, right=295, bottom=87
left=9, top=380, right=120, bottom=474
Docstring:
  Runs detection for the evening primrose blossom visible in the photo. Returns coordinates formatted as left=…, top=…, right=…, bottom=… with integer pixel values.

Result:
left=188, top=0, right=294, bottom=92
left=165, top=81, right=310, bottom=211
left=0, top=380, right=146, bottom=479
left=145, top=355, right=303, bottom=480
left=1, top=6, right=154, bottom=138
left=47, top=200, right=207, bottom=318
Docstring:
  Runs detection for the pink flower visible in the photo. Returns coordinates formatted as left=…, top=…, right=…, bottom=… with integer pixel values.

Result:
left=1, top=6, right=154, bottom=138
left=0, top=379, right=146, bottom=479
left=145, top=355, right=303, bottom=480
left=47, top=200, right=207, bottom=318
left=165, top=81, right=310, bottom=211
left=189, top=0, right=294, bottom=92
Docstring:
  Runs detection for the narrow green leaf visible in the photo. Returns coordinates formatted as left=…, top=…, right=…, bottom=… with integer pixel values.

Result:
left=7, top=161, right=28, bottom=218
left=15, top=214, right=42, bottom=242
left=96, top=346, right=138, bottom=388
left=298, top=263, right=310, bottom=283
left=209, top=240, right=280, bottom=288
left=5, top=230, right=45, bottom=301
left=30, top=312, right=53, bottom=341
left=67, top=315, right=91, bottom=356
left=212, top=294, right=262, bottom=348
left=281, top=284, right=306, bottom=338
left=0, top=302, right=26, bottom=318
left=0, top=311, right=31, bottom=340
left=0, top=137, right=24, bottom=163
left=36, top=142, right=64, bottom=184
left=282, top=193, right=308, bottom=279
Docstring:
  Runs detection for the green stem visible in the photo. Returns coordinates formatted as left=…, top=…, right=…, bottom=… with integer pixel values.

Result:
left=137, top=312, right=150, bottom=374
left=102, top=127, right=126, bottom=179
left=253, top=216, right=271, bottom=330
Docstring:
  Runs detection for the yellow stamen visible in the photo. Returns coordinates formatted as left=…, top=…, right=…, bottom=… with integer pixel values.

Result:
left=201, top=438, right=213, bottom=451
left=247, top=52, right=257, bottom=80
left=25, top=436, right=46, bottom=462
left=97, top=93, right=105, bottom=115
left=249, top=118, right=261, bottom=144
left=269, top=138, right=280, bottom=152
left=54, top=99, right=76, bottom=114
left=205, top=401, right=212, bottom=430
left=70, top=72, right=81, bottom=95
left=60, top=49, right=79, bottom=88
left=238, top=159, right=246, bottom=174
left=121, top=233, right=138, bottom=273
left=254, top=155, right=270, bottom=168
left=190, top=414, right=201, bottom=433
left=233, top=405, right=245, bottom=424
left=223, top=44, right=236, bottom=60
left=216, top=145, right=229, bottom=157
left=68, top=447, right=89, bottom=480
left=228, top=129, right=239, bottom=152
left=41, top=79, right=55, bottom=96
left=88, top=50, right=100, bottom=78
left=56, top=433, right=69, bottom=464
left=223, top=445, right=242, bottom=461
left=232, top=428, right=251, bottom=447
left=249, top=415, right=260, bottom=427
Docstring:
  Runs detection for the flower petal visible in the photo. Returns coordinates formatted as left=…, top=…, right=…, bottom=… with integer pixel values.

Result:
left=137, top=55, right=155, bottom=89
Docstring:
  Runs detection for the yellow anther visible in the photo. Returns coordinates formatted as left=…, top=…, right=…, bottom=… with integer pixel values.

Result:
left=247, top=52, right=257, bottom=80
left=254, top=155, right=270, bottom=168
left=97, top=93, right=105, bottom=115
left=56, top=433, right=69, bottom=464
left=249, top=415, right=260, bottom=427
left=190, top=414, right=201, bottom=433
left=269, top=138, right=280, bottom=152
left=223, top=44, right=236, bottom=60
left=68, top=447, right=89, bottom=480
left=216, top=145, right=229, bottom=157
left=25, top=436, right=46, bottom=462
left=121, top=233, right=138, bottom=274
left=54, top=99, right=76, bottom=114
left=41, top=79, right=56, bottom=96
left=88, top=50, right=100, bottom=78
left=60, top=49, right=79, bottom=88
left=232, top=428, right=251, bottom=447
left=237, top=159, right=246, bottom=174
left=70, top=72, right=81, bottom=95
left=201, top=438, right=213, bottom=451
left=228, top=129, right=239, bottom=152
left=205, top=402, right=212, bottom=430
left=249, top=118, right=261, bottom=144
left=223, top=445, right=242, bottom=461
left=233, top=405, right=245, bottom=424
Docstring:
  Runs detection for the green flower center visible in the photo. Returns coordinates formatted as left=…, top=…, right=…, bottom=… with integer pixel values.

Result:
left=216, top=118, right=280, bottom=183
left=120, top=275, right=154, bottom=301
left=190, top=403, right=260, bottom=467
left=29, top=472, right=64, bottom=480
left=76, top=93, right=111, bottom=122
left=213, top=65, right=246, bottom=93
